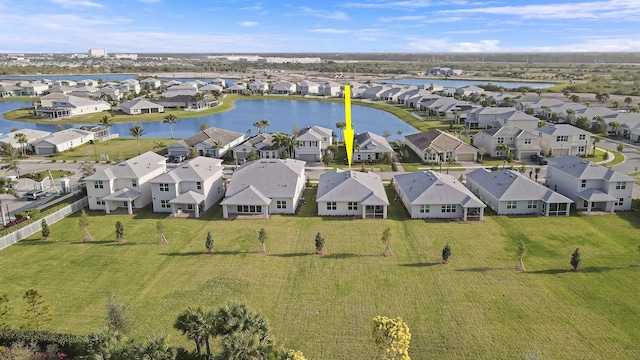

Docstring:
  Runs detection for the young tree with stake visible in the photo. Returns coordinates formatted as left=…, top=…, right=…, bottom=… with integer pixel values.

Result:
left=571, top=248, right=582, bottom=272
left=314, top=232, right=325, bottom=255
left=115, top=221, right=125, bottom=243
left=515, top=241, right=526, bottom=272
left=442, top=243, right=451, bottom=265
left=41, top=219, right=51, bottom=241
left=258, top=228, right=268, bottom=254
left=381, top=228, right=392, bottom=257
left=205, top=232, right=214, bottom=254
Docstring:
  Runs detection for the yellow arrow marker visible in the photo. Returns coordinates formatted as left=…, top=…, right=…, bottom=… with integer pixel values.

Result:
left=343, top=84, right=354, bottom=168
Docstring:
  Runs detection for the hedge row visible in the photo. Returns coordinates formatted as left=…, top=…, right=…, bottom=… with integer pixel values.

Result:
left=0, top=329, right=88, bottom=357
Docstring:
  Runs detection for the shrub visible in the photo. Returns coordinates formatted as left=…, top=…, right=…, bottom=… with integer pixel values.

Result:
left=0, top=329, right=88, bottom=358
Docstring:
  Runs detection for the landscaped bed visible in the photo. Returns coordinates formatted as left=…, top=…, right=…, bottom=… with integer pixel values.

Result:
left=0, top=189, right=639, bottom=359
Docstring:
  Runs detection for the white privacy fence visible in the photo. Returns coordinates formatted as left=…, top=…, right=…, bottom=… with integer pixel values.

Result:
left=0, top=197, right=88, bottom=251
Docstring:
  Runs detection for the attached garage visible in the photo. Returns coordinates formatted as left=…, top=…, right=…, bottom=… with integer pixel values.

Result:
left=298, top=153, right=319, bottom=162
left=456, top=152, right=476, bottom=161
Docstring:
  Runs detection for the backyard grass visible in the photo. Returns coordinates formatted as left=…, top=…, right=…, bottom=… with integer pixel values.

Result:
left=49, top=138, right=176, bottom=162
left=0, top=191, right=639, bottom=359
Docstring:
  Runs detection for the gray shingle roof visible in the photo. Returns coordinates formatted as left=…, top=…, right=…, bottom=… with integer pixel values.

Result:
left=394, top=171, right=485, bottom=208
left=466, top=168, right=572, bottom=203
left=150, top=157, right=223, bottom=184
left=85, top=151, right=166, bottom=181
left=547, top=155, right=634, bottom=182
left=355, top=132, right=393, bottom=153
left=224, top=159, right=306, bottom=200
left=406, top=130, right=476, bottom=153
left=171, top=127, right=244, bottom=149
left=316, top=169, right=389, bottom=205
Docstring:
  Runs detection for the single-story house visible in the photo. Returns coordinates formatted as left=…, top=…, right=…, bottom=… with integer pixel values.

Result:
left=354, top=132, right=394, bottom=162
left=394, top=170, right=485, bottom=220
left=220, top=159, right=306, bottom=219
left=316, top=169, right=389, bottom=219
left=120, top=98, right=164, bottom=115
left=465, top=168, right=573, bottom=216
left=406, top=130, right=478, bottom=163
left=168, top=127, right=246, bottom=159
left=32, top=128, right=95, bottom=155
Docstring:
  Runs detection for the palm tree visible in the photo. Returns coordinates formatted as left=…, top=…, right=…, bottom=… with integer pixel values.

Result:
left=612, top=100, right=621, bottom=108
left=253, top=121, right=262, bottom=134
left=335, top=122, right=346, bottom=143
left=0, top=175, right=18, bottom=198
left=174, top=307, right=209, bottom=356
left=1, top=157, right=20, bottom=178
left=129, top=125, right=145, bottom=155
left=163, top=114, right=177, bottom=139
left=14, top=132, right=27, bottom=157
left=592, top=136, right=601, bottom=156
left=624, top=96, right=633, bottom=107
left=259, top=119, right=270, bottom=133
left=565, top=109, right=575, bottom=123
left=273, top=132, right=297, bottom=158
left=98, top=116, right=114, bottom=144
left=133, top=334, right=176, bottom=360
left=495, top=143, right=510, bottom=159
left=608, top=121, right=621, bottom=136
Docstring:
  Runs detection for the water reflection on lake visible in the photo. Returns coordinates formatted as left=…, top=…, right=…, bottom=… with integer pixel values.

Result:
left=0, top=100, right=417, bottom=138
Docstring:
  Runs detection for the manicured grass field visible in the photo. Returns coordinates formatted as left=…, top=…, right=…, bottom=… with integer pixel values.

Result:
left=50, top=138, right=177, bottom=161
left=0, top=190, right=639, bottom=359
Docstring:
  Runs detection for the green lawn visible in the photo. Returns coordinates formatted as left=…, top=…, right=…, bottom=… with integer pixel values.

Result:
left=0, top=192, right=639, bottom=359
left=49, top=138, right=176, bottom=161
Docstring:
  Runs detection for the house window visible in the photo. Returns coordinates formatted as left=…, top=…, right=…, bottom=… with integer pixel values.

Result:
left=615, top=198, right=624, bottom=206
left=131, top=179, right=137, bottom=187
left=419, top=205, right=430, bottom=213
left=276, top=200, right=286, bottom=209
left=556, top=135, right=568, bottom=142
left=507, top=201, right=517, bottom=209
left=441, top=204, right=455, bottom=213
left=579, top=134, right=586, bottom=140
left=616, top=182, right=626, bottom=190
left=236, top=205, right=262, bottom=213
left=497, top=137, right=504, bottom=144
left=527, top=200, right=537, bottom=209
left=159, top=183, right=169, bottom=192
left=326, top=202, right=336, bottom=210
left=94, top=180, right=103, bottom=189
left=524, top=138, right=532, bottom=144
left=160, top=200, right=169, bottom=208
left=581, top=180, right=586, bottom=188
left=348, top=202, right=358, bottom=211
left=578, top=146, right=585, bottom=153
left=196, top=182, right=202, bottom=190
left=96, top=197, right=105, bottom=206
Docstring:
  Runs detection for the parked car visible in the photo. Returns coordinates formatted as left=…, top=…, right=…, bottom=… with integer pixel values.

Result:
left=530, top=154, right=548, bottom=165
left=26, top=190, right=47, bottom=200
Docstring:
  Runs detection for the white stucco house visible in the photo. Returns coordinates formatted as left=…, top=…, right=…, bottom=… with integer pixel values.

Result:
left=120, top=98, right=164, bottom=115
left=316, top=169, right=389, bottom=219
left=32, top=128, right=95, bottom=155
left=168, top=127, right=246, bottom=159
left=406, top=130, right=478, bottom=163
left=295, top=126, right=333, bottom=162
left=465, top=168, right=573, bottom=216
left=354, top=132, right=394, bottom=162
left=546, top=155, right=634, bottom=214
left=0, top=129, right=51, bottom=153
left=394, top=170, right=485, bottom=220
left=471, top=126, right=542, bottom=160
left=232, top=133, right=282, bottom=161
left=150, top=157, right=225, bottom=218
left=84, top=152, right=167, bottom=215
left=34, top=95, right=110, bottom=119
left=220, top=159, right=306, bottom=219
left=536, top=124, right=591, bottom=157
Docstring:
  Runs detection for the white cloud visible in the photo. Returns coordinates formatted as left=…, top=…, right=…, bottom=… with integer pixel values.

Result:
left=49, top=0, right=104, bottom=8
left=440, top=0, right=640, bottom=20
left=311, top=28, right=351, bottom=34
left=345, top=0, right=433, bottom=9
left=404, top=37, right=501, bottom=52
left=299, top=6, right=349, bottom=20
left=239, top=21, right=258, bottom=27
left=379, top=15, right=427, bottom=22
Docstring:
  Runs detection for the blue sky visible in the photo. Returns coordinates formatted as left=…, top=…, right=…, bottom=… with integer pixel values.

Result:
left=1, top=0, right=639, bottom=53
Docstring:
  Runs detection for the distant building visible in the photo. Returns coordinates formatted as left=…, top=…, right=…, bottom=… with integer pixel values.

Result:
left=88, top=48, right=108, bottom=57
